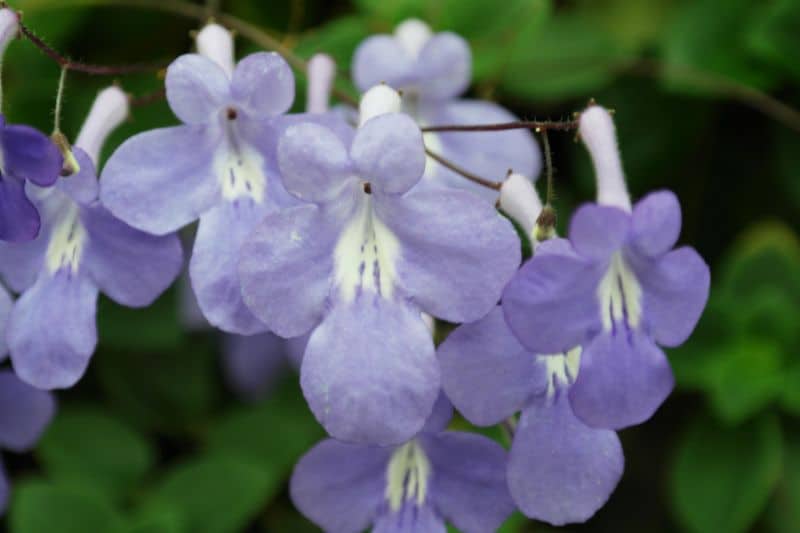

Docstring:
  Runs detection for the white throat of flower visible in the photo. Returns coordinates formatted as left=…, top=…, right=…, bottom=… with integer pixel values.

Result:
left=542, top=347, right=582, bottom=399
left=196, top=23, right=235, bottom=77
left=46, top=202, right=87, bottom=275
left=75, top=86, right=129, bottom=166
left=333, top=193, right=400, bottom=302
left=394, top=19, right=433, bottom=60
left=597, top=252, right=642, bottom=332
left=215, top=127, right=266, bottom=203
left=579, top=105, right=631, bottom=212
left=386, top=439, right=431, bottom=512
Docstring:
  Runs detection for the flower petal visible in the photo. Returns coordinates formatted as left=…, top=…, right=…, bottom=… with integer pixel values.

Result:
left=58, top=148, right=98, bottom=205
left=630, top=190, right=682, bottom=257
left=421, top=392, right=453, bottom=434
left=301, top=297, right=439, bottom=445
left=0, top=284, right=10, bottom=358
left=100, top=125, right=220, bottom=235
left=629, top=246, right=711, bottom=347
left=0, top=214, right=49, bottom=292
left=231, top=52, right=294, bottom=118
left=569, top=328, right=674, bottom=430
left=423, top=431, right=515, bottom=532
left=0, top=370, right=55, bottom=451
left=165, top=54, right=230, bottom=124
left=351, top=113, right=425, bottom=195
left=415, top=33, right=471, bottom=101
left=82, top=206, right=183, bottom=308
left=378, top=189, right=520, bottom=323
left=507, top=393, right=623, bottom=525
left=240, top=201, right=353, bottom=338
left=568, top=203, right=630, bottom=262
left=420, top=99, right=540, bottom=201
left=290, top=438, right=390, bottom=533
left=438, top=307, right=545, bottom=426
left=277, top=122, right=354, bottom=203
left=8, top=272, right=98, bottom=389
left=503, top=241, right=604, bottom=353
left=222, top=332, right=289, bottom=401
left=1, top=123, right=61, bottom=187
left=352, top=35, right=415, bottom=93
left=0, top=176, right=40, bottom=242
left=373, top=504, right=446, bottom=533
left=191, top=201, right=269, bottom=334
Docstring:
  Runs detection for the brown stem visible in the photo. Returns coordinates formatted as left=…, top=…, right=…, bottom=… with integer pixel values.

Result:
left=425, top=148, right=501, bottom=191
left=422, top=119, right=579, bottom=133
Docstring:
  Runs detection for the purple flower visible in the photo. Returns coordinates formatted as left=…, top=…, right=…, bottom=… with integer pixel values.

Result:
left=502, top=106, right=711, bottom=429
left=239, top=101, right=521, bottom=445
left=290, top=395, right=515, bottom=532
left=0, top=8, right=62, bottom=243
left=0, top=87, right=183, bottom=389
left=101, top=24, right=353, bottom=335
left=352, top=19, right=540, bottom=200
left=438, top=307, right=623, bottom=525
left=0, top=368, right=56, bottom=514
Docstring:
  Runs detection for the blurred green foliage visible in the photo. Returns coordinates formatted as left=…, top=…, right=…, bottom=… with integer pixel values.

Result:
left=1, top=0, right=798, bottom=531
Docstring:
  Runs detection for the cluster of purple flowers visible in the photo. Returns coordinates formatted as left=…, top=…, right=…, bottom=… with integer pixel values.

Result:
left=0, top=10, right=710, bottom=531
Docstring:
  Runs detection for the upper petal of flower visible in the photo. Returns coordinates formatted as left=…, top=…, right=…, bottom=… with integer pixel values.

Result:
left=630, top=189, right=682, bottom=258
left=8, top=271, right=98, bottom=390
left=503, top=240, right=604, bottom=353
left=378, top=188, right=520, bottom=323
left=568, top=203, right=631, bottom=262
left=290, top=438, right=390, bottom=533
left=352, top=35, right=416, bottom=93
left=231, top=52, right=294, bottom=118
left=420, top=392, right=454, bottom=434
left=1, top=122, right=61, bottom=187
left=438, top=307, right=546, bottom=426
left=569, top=328, right=674, bottom=430
left=165, top=54, right=230, bottom=124
left=507, top=392, right=623, bottom=525
left=415, top=32, right=471, bottom=101
left=629, top=245, right=711, bottom=347
left=350, top=113, right=425, bottom=195
left=0, top=370, right=55, bottom=452
left=300, top=297, right=439, bottom=445
left=0, top=176, right=40, bottom=242
left=423, top=431, right=515, bottom=532
left=100, top=125, right=221, bottom=235
left=81, top=205, right=183, bottom=308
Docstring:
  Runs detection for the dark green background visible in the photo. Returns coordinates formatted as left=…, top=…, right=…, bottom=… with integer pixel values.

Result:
left=2, top=0, right=799, bottom=531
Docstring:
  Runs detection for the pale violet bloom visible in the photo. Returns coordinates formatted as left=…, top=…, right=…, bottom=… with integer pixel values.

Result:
left=0, top=87, right=183, bottom=389
left=352, top=19, right=540, bottom=200
left=290, top=395, right=515, bottom=532
left=0, top=370, right=55, bottom=514
left=502, top=106, right=711, bottom=429
left=239, top=89, right=521, bottom=445
left=101, top=24, right=352, bottom=335
left=438, top=307, right=623, bottom=525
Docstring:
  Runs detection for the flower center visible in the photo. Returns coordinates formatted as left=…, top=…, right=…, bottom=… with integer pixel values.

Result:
left=216, top=121, right=266, bottom=202
left=45, top=202, right=87, bottom=275
left=542, top=347, right=582, bottom=399
left=385, top=439, right=430, bottom=512
left=333, top=193, right=400, bottom=302
left=597, top=251, right=642, bottom=332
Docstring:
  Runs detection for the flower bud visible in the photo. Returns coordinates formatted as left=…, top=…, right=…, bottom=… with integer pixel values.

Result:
left=394, top=19, right=432, bottom=59
left=75, top=85, right=129, bottom=166
left=0, top=8, right=18, bottom=58
left=499, top=172, right=542, bottom=236
left=358, top=84, right=401, bottom=126
left=579, top=105, right=631, bottom=211
left=306, top=53, right=335, bottom=114
left=196, top=23, right=235, bottom=76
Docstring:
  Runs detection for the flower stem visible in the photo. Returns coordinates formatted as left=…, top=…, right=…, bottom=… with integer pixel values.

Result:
left=421, top=119, right=579, bottom=133
left=53, top=65, right=67, bottom=133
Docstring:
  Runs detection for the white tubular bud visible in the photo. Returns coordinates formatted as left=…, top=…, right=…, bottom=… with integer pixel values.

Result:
left=0, top=8, right=18, bottom=58
left=394, top=19, right=432, bottom=59
left=499, top=172, right=542, bottom=235
left=196, top=23, right=235, bottom=77
left=358, top=84, right=402, bottom=126
left=421, top=312, right=435, bottom=334
left=579, top=105, right=631, bottom=211
left=306, top=53, right=336, bottom=114
left=75, top=86, right=129, bottom=166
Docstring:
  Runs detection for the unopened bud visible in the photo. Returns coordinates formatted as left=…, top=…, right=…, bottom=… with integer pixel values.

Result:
left=75, top=86, right=129, bottom=166
left=499, top=172, right=542, bottom=235
left=394, top=19, right=432, bottom=59
left=306, top=53, right=335, bottom=114
left=0, top=8, right=17, bottom=58
left=358, top=84, right=401, bottom=126
left=578, top=105, right=631, bottom=211
left=196, top=23, right=235, bottom=76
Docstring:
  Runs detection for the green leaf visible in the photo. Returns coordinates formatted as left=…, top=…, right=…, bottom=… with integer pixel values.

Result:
left=36, top=407, right=155, bottom=501
left=119, top=510, right=183, bottom=533
left=141, top=455, right=276, bottom=533
left=705, top=339, right=784, bottom=424
left=746, top=0, right=800, bottom=83
left=661, top=0, right=777, bottom=93
left=205, top=379, right=323, bottom=475
left=500, top=13, right=628, bottom=101
left=671, top=414, right=782, bottom=533
left=766, top=426, right=800, bottom=533
left=780, top=364, right=800, bottom=416
left=10, top=481, right=123, bottom=533
left=97, top=289, right=185, bottom=352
